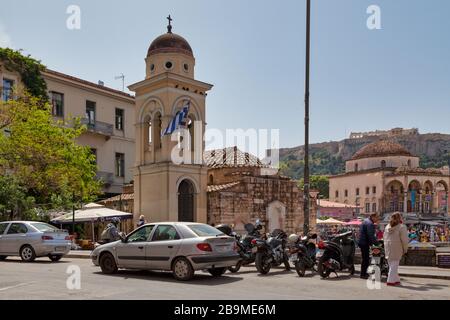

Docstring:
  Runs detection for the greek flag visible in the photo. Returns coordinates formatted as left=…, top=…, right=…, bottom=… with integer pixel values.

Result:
left=162, top=101, right=190, bottom=136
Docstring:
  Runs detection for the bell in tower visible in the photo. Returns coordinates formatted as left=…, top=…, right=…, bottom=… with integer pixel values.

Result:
left=129, top=16, right=213, bottom=224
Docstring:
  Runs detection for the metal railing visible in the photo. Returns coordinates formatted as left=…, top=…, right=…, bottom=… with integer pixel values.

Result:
left=81, top=118, right=113, bottom=137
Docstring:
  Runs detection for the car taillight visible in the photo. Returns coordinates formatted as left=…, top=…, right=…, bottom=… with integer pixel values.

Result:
left=318, top=241, right=325, bottom=249
left=42, top=235, right=54, bottom=240
left=65, top=236, right=71, bottom=240
left=196, top=243, right=212, bottom=252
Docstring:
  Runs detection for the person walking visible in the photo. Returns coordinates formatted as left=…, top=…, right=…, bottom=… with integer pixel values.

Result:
left=358, top=213, right=379, bottom=279
left=383, top=212, right=409, bottom=286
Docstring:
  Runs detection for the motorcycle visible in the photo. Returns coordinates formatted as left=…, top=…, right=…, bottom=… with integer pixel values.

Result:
left=216, top=221, right=263, bottom=273
left=317, top=231, right=356, bottom=278
left=252, top=229, right=290, bottom=275
left=287, top=233, right=318, bottom=277
left=369, top=240, right=389, bottom=277
left=94, top=232, right=126, bottom=248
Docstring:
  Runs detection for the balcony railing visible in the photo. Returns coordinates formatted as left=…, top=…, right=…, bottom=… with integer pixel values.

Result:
left=81, top=118, right=114, bottom=137
left=96, top=171, right=114, bottom=186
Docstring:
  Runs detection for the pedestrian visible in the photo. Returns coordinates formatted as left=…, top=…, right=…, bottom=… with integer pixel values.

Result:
left=137, top=215, right=146, bottom=228
left=357, top=212, right=379, bottom=279
left=383, top=212, right=409, bottom=286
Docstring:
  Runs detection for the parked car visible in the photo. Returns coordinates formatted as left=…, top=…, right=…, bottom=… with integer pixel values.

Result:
left=91, top=222, right=240, bottom=281
left=0, top=221, right=71, bottom=262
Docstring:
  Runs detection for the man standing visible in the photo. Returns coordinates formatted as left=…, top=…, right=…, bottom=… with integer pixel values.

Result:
left=358, top=213, right=379, bottom=279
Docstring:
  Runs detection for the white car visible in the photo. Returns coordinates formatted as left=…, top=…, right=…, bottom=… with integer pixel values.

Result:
left=91, top=222, right=240, bottom=281
left=0, top=221, right=71, bottom=262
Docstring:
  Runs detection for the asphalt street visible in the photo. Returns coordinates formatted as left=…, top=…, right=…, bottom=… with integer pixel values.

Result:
left=1, top=257, right=449, bottom=300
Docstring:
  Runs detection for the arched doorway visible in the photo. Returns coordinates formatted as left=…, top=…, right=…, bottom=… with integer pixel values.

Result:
left=178, top=179, right=195, bottom=222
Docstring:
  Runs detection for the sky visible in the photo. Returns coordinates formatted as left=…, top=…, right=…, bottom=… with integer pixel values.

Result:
left=1, top=0, right=450, bottom=150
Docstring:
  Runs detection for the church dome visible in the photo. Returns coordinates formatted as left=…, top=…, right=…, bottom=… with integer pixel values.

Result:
left=351, top=140, right=413, bottom=160
left=147, top=32, right=193, bottom=57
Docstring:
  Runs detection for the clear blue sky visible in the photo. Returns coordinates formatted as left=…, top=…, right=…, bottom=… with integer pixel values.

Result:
left=1, top=0, right=449, bottom=148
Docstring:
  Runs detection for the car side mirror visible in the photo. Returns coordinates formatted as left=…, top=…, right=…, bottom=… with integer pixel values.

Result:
left=120, top=234, right=127, bottom=243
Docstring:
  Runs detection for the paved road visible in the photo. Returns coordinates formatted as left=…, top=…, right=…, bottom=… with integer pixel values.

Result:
left=1, top=257, right=449, bottom=300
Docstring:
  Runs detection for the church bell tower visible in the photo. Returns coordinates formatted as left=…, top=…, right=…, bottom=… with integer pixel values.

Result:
left=129, top=16, right=213, bottom=223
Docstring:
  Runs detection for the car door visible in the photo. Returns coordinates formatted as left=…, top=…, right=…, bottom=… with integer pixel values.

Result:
left=146, top=224, right=183, bottom=270
left=0, top=223, right=10, bottom=255
left=2, top=223, right=29, bottom=255
left=115, top=225, right=155, bottom=269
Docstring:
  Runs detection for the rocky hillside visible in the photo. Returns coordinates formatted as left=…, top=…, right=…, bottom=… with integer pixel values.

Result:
left=278, top=133, right=450, bottom=179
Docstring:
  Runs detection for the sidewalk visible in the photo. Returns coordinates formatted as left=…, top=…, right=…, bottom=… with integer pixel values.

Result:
left=66, top=250, right=450, bottom=280
left=355, top=265, right=450, bottom=281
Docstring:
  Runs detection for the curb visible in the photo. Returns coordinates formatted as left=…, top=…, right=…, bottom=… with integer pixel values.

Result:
left=66, top=254, right=91, bottom=259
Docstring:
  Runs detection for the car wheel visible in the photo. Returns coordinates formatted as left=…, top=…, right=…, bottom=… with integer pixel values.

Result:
left=172, top=257, right=194, bottom=281
left=208, top=267, right=227, bottom=277
left=99, top=252, right=118, bottom=274
left=20, top=245, right=36, bottom=262
left=48, top=254, right=63, bottom=262
left=0, top=256, right=7, bottom=261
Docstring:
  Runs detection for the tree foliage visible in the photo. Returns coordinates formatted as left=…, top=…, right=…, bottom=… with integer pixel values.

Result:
left=0, top=47, right=48, bottom=102
left=0, top=93, right=101, bottom=220
left=298, top=175, right=330, bottom=199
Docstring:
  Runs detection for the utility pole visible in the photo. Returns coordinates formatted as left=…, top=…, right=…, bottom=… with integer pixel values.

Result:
left=72, top=191, right=76, bottom=234
left=303, top=0, right=311, bottom=236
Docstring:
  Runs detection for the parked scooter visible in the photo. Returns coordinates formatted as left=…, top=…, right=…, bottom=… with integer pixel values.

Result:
left=252, top=229, right=290, bottom=275
left=369, top=240, right=389, bottom=276
left=317, top=231, right=356, bottom=278
left=287, top=233, right=318, bottom=277
left=216, top=220, right=263, bottom=273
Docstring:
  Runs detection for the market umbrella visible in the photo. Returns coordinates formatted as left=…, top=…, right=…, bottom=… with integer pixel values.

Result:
left=345, top=219, right=362, bottom=226
left=316, top=218, right=345, bottom=225
left=51, top=203, right=133, bottom=241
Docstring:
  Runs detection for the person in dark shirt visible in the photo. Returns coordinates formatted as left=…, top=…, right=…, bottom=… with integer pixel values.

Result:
left=358, top=213, right=379, bottom=279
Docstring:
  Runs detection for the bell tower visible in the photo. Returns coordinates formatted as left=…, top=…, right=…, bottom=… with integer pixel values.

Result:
left=129, top=17, right=213, bottom=223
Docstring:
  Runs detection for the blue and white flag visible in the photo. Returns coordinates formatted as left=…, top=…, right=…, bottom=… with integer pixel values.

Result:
left=162, top=101, right=190, bottom=136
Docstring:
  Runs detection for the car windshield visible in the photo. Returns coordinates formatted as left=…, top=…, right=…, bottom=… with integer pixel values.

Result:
left=188, top=224, right=225, bottom=237
left=30, top=222, right=59, bottom=232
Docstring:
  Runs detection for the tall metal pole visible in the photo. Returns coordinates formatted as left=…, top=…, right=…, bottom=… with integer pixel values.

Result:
left=72, top=191, right=76, bottom=234
left=303, top=0, right=311, bottom=236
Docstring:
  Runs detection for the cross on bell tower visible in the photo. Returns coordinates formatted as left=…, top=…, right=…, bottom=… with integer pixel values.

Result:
left=167, top=15, right=173, bottom=33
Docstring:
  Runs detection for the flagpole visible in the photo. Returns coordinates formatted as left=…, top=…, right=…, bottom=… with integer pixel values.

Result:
left=303, top=0, right=311, bottom=236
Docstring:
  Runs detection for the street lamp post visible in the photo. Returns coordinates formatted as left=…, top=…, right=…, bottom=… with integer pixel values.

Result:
left=303, top=0, right=312, bottom=236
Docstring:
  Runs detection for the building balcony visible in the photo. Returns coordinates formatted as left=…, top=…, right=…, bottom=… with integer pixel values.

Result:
left=96, top=171, right=114, bottom=187
left=81, top=118, right=113, bottom=139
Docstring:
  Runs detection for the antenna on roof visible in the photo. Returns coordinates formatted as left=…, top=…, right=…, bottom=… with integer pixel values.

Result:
left=115, top=73, right=125, bottom=92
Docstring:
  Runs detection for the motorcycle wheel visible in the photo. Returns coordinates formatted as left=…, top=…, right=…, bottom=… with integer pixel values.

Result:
left=228, top=260, right=242, bottom=273
left=255, top=252, right=271, bottom=275
left=317, top=255, right=331, bottom=279
left=295, top=260, right=306, bottom=277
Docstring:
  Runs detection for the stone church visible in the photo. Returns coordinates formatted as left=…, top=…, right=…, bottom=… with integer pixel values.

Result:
left=109, top=20, right=315, bottom=234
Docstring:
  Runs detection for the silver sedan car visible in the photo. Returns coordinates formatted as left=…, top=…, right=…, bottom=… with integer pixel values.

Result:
left=91, top=222, right=240, bottom=281
left=0, top=221, right=71, bottom=262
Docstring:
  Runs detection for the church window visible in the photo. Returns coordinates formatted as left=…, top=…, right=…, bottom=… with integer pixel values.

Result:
left=381, top=160, right=386, bottom=168
left=153, top=113, right=162, bottom=150
left=115, top=153, right=125, bottom=177
left=345, top=189, right=348, bottom=197
left=372, top=203, right=377, bottom=212
left=165, top=61, right=173, bottom=70
left=150, top=64, right=155, bottom=72
left=183, top=63, right=189, bottom=72
left=354, top=163, right=358, bottom=172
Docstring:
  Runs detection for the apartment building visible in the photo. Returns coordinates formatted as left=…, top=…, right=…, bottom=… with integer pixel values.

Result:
left=1, top=62, right=136, bottom=196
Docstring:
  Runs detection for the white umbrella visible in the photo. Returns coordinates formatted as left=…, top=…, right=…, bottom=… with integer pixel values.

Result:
left=316, top=218, right=345, bottom=225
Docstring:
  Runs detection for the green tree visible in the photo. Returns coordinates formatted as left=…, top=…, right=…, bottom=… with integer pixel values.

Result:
left=298, top=175, right=329, bottom=199
left=0, top=93, right=101, bottom=219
